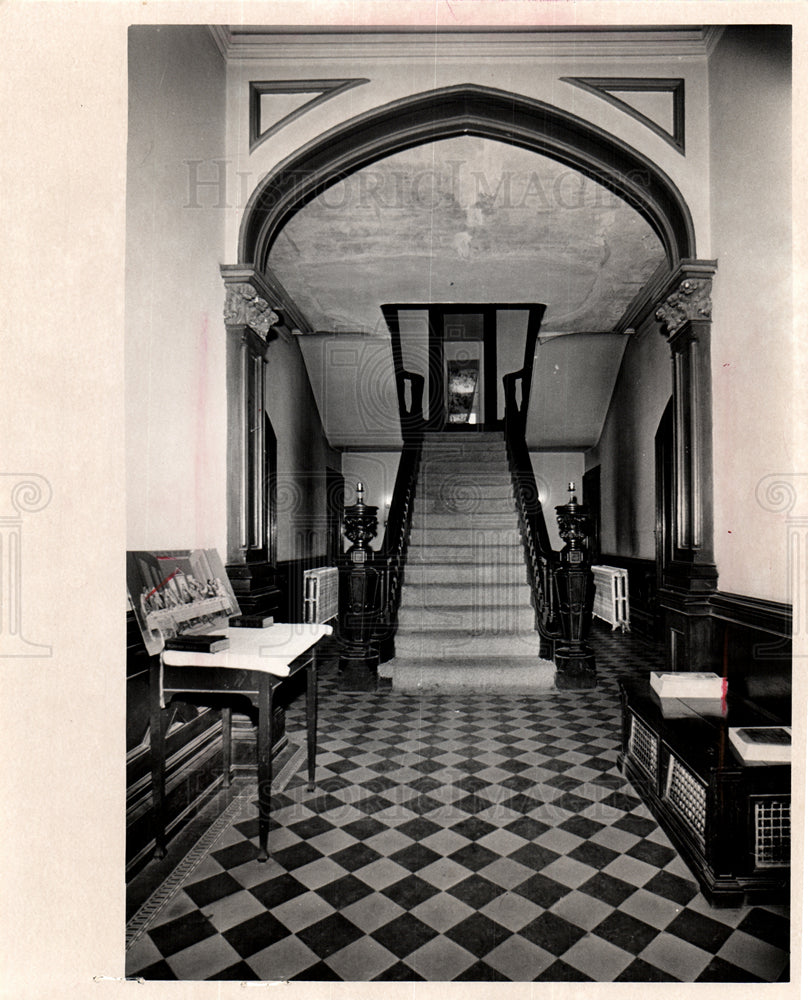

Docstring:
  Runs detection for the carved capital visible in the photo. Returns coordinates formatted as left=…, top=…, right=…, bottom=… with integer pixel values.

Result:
left=655, top=277, right=712, bottom=336
left=223, top=282, right=279, bottom=340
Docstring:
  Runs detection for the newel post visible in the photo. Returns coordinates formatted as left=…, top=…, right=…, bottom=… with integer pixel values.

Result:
left=553, top=483, right=597, bottom=689
left=338, top=482, right=381, bottom=690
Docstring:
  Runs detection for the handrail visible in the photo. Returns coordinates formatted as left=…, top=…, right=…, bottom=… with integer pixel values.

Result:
left=376, top=426, right=424, bottom=649
left=502, top=312, right=561, bottom=646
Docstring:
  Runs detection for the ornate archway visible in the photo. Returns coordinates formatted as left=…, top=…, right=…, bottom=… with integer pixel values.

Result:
left=228, top=83, right=716, bottom=671
left=238, top=83, right=696, bottom=270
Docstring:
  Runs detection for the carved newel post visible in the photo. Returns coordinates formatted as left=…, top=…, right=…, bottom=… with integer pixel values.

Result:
left=338, top=483, right=381, bottom=691
left=553, top=483, right=597, bottom=689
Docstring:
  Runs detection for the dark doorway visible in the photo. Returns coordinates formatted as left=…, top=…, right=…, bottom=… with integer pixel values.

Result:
left=655, top=399, right=675, bottom=591
left=326, top=466, right=344, bottom=564
left=583, top=465, right=601, bottom=563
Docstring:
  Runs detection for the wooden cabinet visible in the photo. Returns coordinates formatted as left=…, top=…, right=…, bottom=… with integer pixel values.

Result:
left=619, top=679, right=790, bottom=906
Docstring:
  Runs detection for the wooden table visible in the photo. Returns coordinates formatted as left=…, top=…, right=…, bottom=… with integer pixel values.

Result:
left=150, top=624, right=329, bottom=862
left=619, top=677, right=790, bottom=905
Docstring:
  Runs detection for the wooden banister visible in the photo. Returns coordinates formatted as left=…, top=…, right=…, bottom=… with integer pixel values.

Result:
left=502, top=308, right=560, bottom=649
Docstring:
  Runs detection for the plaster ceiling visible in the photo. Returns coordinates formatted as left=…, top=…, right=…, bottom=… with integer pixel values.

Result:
left=270, top=136, right=666, bottom=336
left=269, top=136, right=666, bottom=450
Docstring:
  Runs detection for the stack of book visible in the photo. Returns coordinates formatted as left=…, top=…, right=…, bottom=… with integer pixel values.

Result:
left=164, top=633, right=230, bottom=653
left=650, top=671, right=727, bottom=700
left=728, top=727, right=791, bottom=763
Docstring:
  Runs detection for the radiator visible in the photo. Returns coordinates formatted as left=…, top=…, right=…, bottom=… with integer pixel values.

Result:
left=303, top=566, right=339, bottom=624
left=591, top=565, right=630, bottom=632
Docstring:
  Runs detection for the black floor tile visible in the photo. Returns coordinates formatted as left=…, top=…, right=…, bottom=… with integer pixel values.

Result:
left=614, top=958, right=679, bottom=982
left=444, top=912, right=511, bottom=957
left=373, top=961, right=425, bottom=981
left=448, top=874, right=507, bottom=909
left=223, top=911, right=292, bottom=958
left=512, top=873, right=572, bottom=908
left=737, top=907, right=791, bottom=950
left=371, top=912, right=438, bottom=958
left=382, top=874, right=441, bottom=909
left=519, top=911, right=587, bottom=955
left=665, top=909, right=735, bottom=952
left=592, top=910, right=659, bottom=955
left=578, top=872, right=636, bottom=907
left=249, top=872, right=307, bottom=909
left=183, top=872, right=243, bottom=908
left=296, top=913, right=365, bottom=959
left=534, top=959, right=594, bottom=981
left=695, top=957, right=764, bottom=983
left=148, top=910, right=218, bottom=958
left=642, top=871, right=700, bottom=906
left=316, top=873, right=375, bottom=909
left=454, top=959, right=510, bottom=981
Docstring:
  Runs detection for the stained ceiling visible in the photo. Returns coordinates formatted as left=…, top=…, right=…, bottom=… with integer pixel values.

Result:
left=270, top=136, right=667, bottom=449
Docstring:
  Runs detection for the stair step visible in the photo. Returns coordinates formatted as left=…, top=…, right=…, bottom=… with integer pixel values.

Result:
left=420, top=461, right=509, bottom=476
left=411, top=512, right=517, bottom=530
left=416, top=483, right=514, bottom=502
left=406, top=544, right=525, bottom=564
left=394, top=629, right=540, bottom=658
left=423, top=432, right=503, bottom=442
left=398, top=600, right=535, bottom=628
left=409, top=527, right=522, bottom=547
left=401, top=581, right=531, bottom=602
left=415, top=500, right=516, bottom=519
left=403, top=563, right=527, bottom=584
left=383, top=657, right=557, bottom=694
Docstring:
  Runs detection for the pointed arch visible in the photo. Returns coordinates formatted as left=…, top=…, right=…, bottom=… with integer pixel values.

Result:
left=239, top=83, right=696, bottom=270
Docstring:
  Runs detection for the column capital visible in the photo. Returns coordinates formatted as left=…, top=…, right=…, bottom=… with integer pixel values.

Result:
left=654, top=260, right=716, bottom=338
left=220, top=265, right=281, bottom=341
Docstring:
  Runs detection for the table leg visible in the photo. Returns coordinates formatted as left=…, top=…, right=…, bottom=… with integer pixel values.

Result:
left=222, top=705, right=232, bottom=788
left=306, top=660, right=318, bottom=792
left=256, top=676, right=274, bottom=862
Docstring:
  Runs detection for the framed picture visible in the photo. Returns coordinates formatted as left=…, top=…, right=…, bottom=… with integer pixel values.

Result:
left=126, top=549, right=240, bottom=656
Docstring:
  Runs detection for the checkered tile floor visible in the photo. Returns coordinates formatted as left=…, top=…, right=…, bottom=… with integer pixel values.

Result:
left=126, top=625, right=790, bottom=982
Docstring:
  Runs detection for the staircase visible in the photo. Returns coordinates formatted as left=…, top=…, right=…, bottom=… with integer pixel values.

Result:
left=381, top=431, right=557, bottom=693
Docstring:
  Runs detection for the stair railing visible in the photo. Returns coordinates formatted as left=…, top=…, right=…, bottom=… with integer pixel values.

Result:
left=503, top=325, right=561, bottom=649
left=374, top=373, right=425, bottom=658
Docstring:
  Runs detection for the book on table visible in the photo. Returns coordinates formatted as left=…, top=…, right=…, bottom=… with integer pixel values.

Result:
left=728, top=726, right=791, bottom=763
left=650, top=671, right=726, bottom=700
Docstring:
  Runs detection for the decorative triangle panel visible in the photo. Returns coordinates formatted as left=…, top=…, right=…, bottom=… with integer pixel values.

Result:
left=249, top=79, right=369, bottom=152
left=561, top=77, right=685, bottom=154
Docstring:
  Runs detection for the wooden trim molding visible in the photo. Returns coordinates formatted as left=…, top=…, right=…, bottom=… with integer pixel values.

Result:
left=249, top=79, right=369, bottom=153
left=238, top=83, right=697, bottom=270
left=560, top=77, right=685, bottom=154
left=709, top=591, right=792, bottom=639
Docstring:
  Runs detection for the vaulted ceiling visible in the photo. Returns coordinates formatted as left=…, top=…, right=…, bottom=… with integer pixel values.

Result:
left=269, top=135, right=667, bottom=449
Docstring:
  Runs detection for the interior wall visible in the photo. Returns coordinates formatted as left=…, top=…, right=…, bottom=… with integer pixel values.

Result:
left=224, top=44, right=711, bottom=262
left=530, top=452, right=586, bottom=550
left=708, top=27, right=793, bottom=604
left=585, top=317, right=671, bottom=561
left=341, top=453, right=402, bottom=551
left=125, top=26, right=227, bottom=552
left=265, top=333, right=341, bottom=563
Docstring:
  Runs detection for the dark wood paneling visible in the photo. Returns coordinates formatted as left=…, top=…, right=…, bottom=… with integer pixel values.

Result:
left=708, top=592, right=792, bottom=723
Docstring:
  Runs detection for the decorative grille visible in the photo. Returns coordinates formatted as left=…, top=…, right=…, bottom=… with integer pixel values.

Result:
left=628, top=714, right=658, bottom=779
left=665, top=755, right=707, bottom=844
left=753, top=797, right=790, bottom=868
